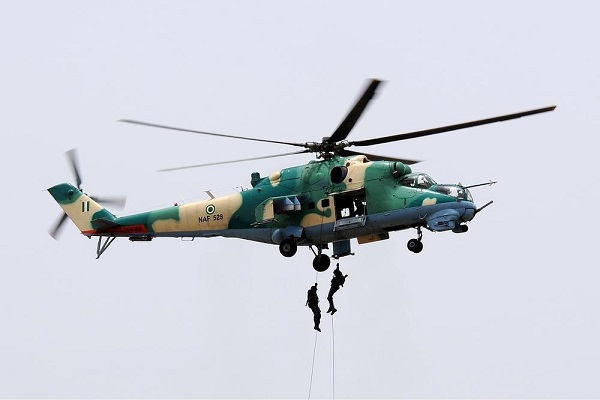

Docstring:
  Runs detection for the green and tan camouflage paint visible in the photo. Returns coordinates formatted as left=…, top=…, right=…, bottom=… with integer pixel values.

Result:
left=48, top=154, right=467, bottom=240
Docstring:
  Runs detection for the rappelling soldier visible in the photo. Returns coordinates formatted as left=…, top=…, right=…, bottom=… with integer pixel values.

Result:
left=327, top=264, right=348, bottom=315
left=306, top=283, right=321, bottom=332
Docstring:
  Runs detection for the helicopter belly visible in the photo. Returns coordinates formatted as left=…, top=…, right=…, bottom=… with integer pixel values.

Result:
left=366, top=201, right=476, bottom=232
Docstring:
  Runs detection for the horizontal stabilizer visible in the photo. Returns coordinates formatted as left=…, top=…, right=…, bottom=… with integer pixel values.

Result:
left=91, top=218, right=122, bottom=229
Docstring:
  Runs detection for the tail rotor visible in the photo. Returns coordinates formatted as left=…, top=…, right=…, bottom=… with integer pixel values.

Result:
left=48, top=148, right=126, bottom=239
left=49, top=213, right=69, bottom=240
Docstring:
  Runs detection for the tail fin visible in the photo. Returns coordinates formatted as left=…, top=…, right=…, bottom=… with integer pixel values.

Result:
left=47, top=183, right=116, bottom=235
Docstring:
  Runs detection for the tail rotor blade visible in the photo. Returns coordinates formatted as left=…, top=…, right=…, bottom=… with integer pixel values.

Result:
left=90, top=195, right=127, bottom=209
left=49, top=213, right=68, bottom=240
left=65, top=148, right=83, bottom=189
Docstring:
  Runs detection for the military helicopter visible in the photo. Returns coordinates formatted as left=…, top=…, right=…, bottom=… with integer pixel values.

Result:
left=48, top=79, right=555, bottom=271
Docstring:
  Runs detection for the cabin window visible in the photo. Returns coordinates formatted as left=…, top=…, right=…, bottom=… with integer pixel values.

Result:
left=321, top=198, right=330, bottom=208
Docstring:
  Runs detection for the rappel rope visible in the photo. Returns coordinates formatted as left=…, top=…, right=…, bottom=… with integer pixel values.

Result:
left=307, top=315, right=337, bottom=400
left=308, top=329, right=318, bottom=400
left=307, top=267, right=339, bottom=400
left=308, top=271, right=319, bottom=400
left=332, top=314, right=336, bottom=400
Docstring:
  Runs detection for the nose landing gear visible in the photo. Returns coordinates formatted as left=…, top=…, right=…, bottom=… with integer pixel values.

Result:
left=407, top=226, right=424, bottom=253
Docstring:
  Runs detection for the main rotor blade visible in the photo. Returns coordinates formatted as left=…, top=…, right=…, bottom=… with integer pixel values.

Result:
left=327, top=79, right=383, bottom=144
left=65, top=148, right=82, bottom=189
left=158, top=150, right=311, bottom=172
left=338, top=149, right=421, bottom=165
left=120, top=119, right=307, bottom=148
left=350, top=106, right=556, bottom=147
left=49, top=212, right=68, bottom=240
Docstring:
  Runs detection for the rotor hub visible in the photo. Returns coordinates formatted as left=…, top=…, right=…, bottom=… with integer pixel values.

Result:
left=305, top=140, right=350, bottom=159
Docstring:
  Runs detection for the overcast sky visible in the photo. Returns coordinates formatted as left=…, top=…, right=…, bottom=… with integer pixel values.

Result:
left=1, top=1, right=599, bottom=398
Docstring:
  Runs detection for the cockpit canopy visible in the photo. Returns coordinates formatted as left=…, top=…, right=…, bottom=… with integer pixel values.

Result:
left=399, top=173, right=436, bottom=189
left=399, top=173, right=473, bottom=201
left=434, top=185, right=473, bottom=201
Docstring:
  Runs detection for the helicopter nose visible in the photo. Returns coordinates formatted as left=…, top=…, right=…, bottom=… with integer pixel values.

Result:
left=462, top=206, right=475, bottom=221
left=450, top=203, right=477, bottom=233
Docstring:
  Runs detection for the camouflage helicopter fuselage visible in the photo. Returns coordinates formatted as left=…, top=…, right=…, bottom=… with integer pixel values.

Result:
left=48, top=154, right=477, bottom=260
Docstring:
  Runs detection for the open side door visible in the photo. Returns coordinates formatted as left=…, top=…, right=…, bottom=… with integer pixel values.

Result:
left=332, top=189, right=367, bottom=231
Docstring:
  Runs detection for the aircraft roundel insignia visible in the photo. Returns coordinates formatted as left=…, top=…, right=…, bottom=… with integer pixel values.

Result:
left=206, top=204, right=216, bottom=215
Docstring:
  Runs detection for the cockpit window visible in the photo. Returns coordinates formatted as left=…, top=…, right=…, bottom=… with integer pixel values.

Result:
left=435, top=185, right=473, bottom=201
left=399, top=173, right=436, bottom=189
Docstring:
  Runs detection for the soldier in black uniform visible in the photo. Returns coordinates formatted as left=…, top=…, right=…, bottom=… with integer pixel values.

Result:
left=306, top=283, right=321, bottom=332
left=327, top=264, right=348, bottom=315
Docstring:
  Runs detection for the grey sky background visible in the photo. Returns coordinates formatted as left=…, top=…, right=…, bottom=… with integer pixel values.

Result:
left=1, top=1, right=599, bottom=398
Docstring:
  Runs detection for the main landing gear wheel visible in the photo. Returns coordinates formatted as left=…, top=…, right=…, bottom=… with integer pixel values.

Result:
left=407, top=238, right=423, bottom=253
left=279, top=238, right=297, bottom=257
left=312, top=254, right=331, bottom=272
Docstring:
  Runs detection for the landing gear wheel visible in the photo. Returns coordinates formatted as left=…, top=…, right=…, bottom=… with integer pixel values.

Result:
left=407, top=238, right=423, bottom=253
left=312, top=254, right=331, bottom=272
left=415, top=241, right=423, bottom=253
left=279, top=238, right=297, bottom=257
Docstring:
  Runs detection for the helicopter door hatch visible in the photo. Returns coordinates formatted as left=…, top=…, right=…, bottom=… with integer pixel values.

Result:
left=333, top=190, right=367, bottom=231
left=333, top=239, right=353, bottom=258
